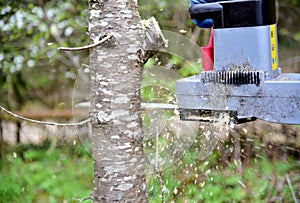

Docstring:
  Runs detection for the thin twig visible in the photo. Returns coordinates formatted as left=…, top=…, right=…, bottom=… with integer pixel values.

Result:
left=155, top=126, right=165, bottom=203
left=155, top=169, right=165, bottom=203
left=0, top=105, right=90, bottom=126
left=58, top=35, right=113, bottom=51
left=285, top=174, right=299, bottom=203
left=72, top=196, right=93, bottom=202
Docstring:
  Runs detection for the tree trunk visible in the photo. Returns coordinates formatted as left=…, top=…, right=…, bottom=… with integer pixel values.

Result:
left=88, top=0, right=165, bottom=202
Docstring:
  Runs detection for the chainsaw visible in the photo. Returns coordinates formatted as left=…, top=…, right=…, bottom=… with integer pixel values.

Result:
left=144, top=0, right=300, bottom=125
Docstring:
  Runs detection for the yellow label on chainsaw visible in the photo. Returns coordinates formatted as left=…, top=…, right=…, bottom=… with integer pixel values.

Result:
left=270, top=24, right=278, bottom=70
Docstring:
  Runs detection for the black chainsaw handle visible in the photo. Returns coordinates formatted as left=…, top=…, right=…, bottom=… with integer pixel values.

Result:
left=189, top=3, right=224, bottom=28
left=189, top=0, right=276, bottom=29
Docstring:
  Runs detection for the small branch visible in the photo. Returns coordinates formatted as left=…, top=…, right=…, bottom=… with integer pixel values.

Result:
left=139, top=17, right=167, bottom=65
left=155, top=126, right=165, bottom=203
left=58, top=35, right=112, bottom=51
left=0, top=105, right=90, bottom=126
left=156, top=169, right=165, bottom=203
left=72, top=196, right=93, bottom=202
left=286, top=174, right=299, bottom=203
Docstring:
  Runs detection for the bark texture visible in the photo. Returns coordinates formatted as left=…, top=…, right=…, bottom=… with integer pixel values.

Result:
left=88, top=0, right=164, bottom=202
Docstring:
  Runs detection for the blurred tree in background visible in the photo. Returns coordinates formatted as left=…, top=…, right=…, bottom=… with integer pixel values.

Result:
left=277, top=0, right=300, bottom=72
left=0, top=0, right=89, bottom=111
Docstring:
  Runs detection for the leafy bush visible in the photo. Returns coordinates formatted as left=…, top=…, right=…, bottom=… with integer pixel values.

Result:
left=0, top=141, right=93, bottom=203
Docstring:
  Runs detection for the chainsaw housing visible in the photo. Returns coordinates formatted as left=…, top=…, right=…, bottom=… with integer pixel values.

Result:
left=178, top=0, right=300, bottom=124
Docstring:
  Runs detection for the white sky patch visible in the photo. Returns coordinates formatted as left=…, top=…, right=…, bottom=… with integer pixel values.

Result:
left=64, top=26, right=73, bottom=36
left=27, top=59, right=35, bottom=68
left=0, top=53, right=4, bottom=61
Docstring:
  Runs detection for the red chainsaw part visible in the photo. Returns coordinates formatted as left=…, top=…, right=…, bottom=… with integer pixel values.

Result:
left=201, top=28, right=214, bottom=71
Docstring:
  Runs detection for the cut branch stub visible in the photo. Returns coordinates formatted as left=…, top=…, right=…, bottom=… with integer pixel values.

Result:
left=139, top=17, right=167, bottom=65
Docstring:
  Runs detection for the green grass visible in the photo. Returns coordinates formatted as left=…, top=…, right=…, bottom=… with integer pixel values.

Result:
left=146, top=149, right=300, bottom=203
left=1, top=139, right=299, bottom=203
left=0, top=141, right=93, bottom=203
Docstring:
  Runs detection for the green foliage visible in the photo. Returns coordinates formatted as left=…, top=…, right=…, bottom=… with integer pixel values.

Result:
left=0, top=141, right=93, bottom=203
left=138, top=0, right=189, bottom=31
left=141, top=53, right=201, bottom=104
left=147, top=149, right=300, bottom=202
left=277, top=0, right=300, bottom=50
left=0, top=0, right=89, bottom=109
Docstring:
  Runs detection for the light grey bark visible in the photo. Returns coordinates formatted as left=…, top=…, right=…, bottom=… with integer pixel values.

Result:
left=88, top=0, right=165, bottom=202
